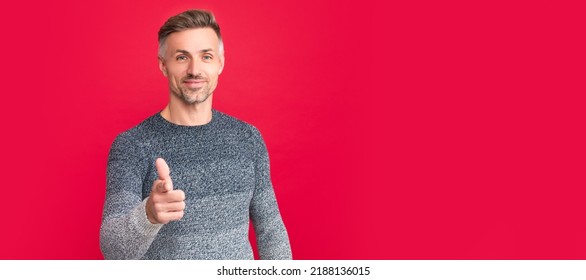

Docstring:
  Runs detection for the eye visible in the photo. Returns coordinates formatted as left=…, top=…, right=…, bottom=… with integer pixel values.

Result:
left=203, top=54, right=213, bottom=61
left=176, top=55, right=188, bottom=61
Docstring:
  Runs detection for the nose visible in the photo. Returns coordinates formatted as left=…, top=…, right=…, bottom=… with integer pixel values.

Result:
left=187, top=59, right=202, bottom=76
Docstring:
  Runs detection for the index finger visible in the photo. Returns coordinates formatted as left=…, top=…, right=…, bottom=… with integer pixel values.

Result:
left=156, top=158, right=171, bottom=180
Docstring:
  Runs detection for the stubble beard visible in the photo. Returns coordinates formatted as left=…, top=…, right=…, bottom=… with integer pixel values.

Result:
left=173, top=83, right=213, bottom=105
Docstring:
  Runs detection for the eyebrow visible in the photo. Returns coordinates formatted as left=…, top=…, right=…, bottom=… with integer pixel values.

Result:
left=175, top=48, right=215, bottom=55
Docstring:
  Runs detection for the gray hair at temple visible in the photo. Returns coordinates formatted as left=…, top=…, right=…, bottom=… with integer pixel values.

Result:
left=157, top=9, right=224, bottom=58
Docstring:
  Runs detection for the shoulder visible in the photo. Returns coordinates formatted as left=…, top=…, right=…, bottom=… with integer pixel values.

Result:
left=213, top=110, right=263, bottom=140
left=111, top=113, right=161, bottom=150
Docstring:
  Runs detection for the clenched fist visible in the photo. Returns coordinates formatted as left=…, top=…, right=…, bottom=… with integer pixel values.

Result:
left=146, top=158, right=186, bottom=224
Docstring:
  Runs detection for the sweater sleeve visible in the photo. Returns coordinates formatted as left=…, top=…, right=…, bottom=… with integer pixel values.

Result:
left=100, top=134, right=162, bottom=259
left=249, top=128, right=292, bottom=259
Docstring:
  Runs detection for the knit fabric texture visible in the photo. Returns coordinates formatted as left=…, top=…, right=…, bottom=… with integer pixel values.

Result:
left=100, top=110, right=292, bottom=259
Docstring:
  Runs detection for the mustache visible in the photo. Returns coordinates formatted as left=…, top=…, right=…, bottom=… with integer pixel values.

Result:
left=182, top=74, right=207, bottom=82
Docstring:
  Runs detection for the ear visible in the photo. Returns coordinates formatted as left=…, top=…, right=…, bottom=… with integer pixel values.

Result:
left=158, top=57, right=168, bottom=77
left=218, top=54, right=225, bottom=75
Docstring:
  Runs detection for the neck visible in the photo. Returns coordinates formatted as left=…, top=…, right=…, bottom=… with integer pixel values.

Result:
left=160, top=96, right=213, bottom=126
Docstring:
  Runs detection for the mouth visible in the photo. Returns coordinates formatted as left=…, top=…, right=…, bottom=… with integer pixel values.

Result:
left=183, top=79, right=206, bottom=88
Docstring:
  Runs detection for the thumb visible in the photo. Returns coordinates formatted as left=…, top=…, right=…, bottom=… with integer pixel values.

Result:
left=155, top=158, right=171, bottom=180
left=154, top=179, right=171, bottom=193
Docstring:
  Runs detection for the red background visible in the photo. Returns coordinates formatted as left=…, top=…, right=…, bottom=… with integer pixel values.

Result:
left=0, top=0, right=584, bottom=259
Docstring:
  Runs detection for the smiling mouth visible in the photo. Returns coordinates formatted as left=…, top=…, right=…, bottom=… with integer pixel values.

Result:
left=183, top=80, right=206, bottom=88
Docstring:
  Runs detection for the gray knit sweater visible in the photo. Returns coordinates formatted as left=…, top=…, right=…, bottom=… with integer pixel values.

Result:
left=100, top=110, right=292, bottom=260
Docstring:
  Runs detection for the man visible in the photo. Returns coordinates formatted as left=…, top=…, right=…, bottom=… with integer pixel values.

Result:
left=100, top=10, right=292, bottom=260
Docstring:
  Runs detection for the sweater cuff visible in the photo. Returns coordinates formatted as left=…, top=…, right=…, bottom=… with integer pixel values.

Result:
left=131, top=198, right=163, bottom=237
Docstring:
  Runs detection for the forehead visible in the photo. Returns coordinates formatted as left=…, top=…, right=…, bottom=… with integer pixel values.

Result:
left=165, top=28, right=219, bottom=52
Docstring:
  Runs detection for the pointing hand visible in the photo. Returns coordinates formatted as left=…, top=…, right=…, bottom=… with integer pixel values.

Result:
left=145, top=158, right=186, bottom=224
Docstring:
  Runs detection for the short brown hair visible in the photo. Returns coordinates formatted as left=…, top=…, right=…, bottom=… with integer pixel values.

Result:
left=158, top=9, right=223, bottom=57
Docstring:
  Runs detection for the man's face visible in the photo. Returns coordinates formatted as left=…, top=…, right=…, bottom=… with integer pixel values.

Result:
left=159, top=28, right=224, bottom=105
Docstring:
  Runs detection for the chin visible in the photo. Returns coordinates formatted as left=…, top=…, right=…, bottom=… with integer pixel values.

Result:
left=184, top=95, right=210, bottom=105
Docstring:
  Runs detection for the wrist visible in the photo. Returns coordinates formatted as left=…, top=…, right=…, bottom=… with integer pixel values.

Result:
left=145, top=198, right=159, bottom=225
